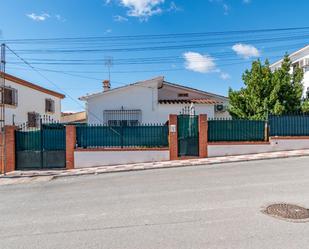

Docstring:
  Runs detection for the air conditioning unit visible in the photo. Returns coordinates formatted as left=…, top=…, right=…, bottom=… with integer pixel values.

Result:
left=215, top=104, right=226, bottom=112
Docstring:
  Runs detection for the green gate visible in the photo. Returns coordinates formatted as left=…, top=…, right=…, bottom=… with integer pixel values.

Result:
left=177, top=114, right=199, bottom=157
left=15, top=118, right=66, bottom=170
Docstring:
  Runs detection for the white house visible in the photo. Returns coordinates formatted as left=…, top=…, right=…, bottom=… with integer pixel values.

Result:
left=80, top=76, right=229, bottom=125
left=1, top=73, right=65, bottom=126
left=270, top=44, right=309, bottom=98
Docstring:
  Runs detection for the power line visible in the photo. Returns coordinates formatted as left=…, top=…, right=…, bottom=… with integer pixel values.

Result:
left=11, top=34, right=309, bottom=54
left=2, top=26, right=309, bottom=44
left=5, top=45, right=103, bottom=122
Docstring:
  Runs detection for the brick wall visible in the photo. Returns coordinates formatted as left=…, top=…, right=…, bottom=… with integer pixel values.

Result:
left=66, top=125, right=76, bottom=169
left=0, top=126, right=16, bottom=174
left=169, top=114, right=178, bottom=160
left=199, top=114, right=208, bottom=158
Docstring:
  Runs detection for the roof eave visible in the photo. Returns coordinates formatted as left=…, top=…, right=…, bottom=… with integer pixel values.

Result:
left=3, top=73, right=65, bottom=99
left=162, top=81, right=228, bottom=100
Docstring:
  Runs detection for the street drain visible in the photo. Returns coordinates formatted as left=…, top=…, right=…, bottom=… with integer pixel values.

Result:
left=263, top=203, right=309, bottom=222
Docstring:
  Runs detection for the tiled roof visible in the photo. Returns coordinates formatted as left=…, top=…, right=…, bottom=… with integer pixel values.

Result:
left=159, top=99, right=221, bottom=104
left=2, top=73, right=65, bottom=99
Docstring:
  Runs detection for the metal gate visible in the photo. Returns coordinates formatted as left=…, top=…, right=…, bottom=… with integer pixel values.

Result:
left=177, top=110, right=199, bottom=157
left=15, top=117, right=66, bottom=170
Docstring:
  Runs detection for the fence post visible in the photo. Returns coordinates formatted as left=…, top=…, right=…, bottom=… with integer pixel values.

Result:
left=0, top=126, right=17, bottom=174
left=198, top=114, right=208, bottom=158
left=66, top=125, right=76, bottom=170
left=169, top=114, right=178, bottom=160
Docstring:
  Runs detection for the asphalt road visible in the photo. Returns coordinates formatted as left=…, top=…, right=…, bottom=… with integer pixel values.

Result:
left=1, top=157, right=309, bottom=249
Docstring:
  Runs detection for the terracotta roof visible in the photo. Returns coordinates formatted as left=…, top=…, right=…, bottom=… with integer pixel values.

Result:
left=1, top=73, right=65, bottom=99
left=159, top=99, right=221, bottom=104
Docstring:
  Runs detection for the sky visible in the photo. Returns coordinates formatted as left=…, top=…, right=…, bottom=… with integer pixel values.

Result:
left=0, top=0, right=309, bottom=112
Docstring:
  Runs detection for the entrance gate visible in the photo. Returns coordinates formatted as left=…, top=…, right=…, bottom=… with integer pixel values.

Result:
left=15, top=117, right=66, bottom=170
left=177, top=109, right=199, bottom=157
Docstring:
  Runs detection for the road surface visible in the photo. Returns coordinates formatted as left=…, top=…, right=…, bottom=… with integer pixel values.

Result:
left=1, top=156, right=309, bottom=249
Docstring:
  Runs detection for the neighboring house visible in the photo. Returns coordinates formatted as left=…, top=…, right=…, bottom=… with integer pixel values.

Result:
left=1, top=73, right=65, bottom=126
left=61, top=111, right=86, bottom=124
left=270, top=44, right=309, bottom=98
left=79, top=77, right=229, bottom=125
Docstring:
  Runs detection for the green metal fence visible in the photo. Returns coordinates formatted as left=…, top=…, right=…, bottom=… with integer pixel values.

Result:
left=76, top=124, right=169, bottom=148
left=269, top=114, right=309, bottom=136
left=15, top=119, right=66, bottom=170
left=177, top=115, right=199, bottom=156
left=208, top=119, right=266, bottom=142
left=16, top=124, right=66, bottom=151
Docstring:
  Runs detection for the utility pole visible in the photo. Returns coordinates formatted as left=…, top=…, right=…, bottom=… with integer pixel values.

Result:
left=0, top=43, right=6, bottom=175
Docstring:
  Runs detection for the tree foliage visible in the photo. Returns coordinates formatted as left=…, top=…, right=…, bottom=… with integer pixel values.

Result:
left=228, top=55, right=304, bottom=120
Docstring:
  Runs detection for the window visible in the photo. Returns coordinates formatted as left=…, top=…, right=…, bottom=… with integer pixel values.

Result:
left=1, top=87, right=18, bottom=106
left=45, top=98, right=55, bottom=113
left=292, top=61, right=300, bottom=71
left=27, top=112, right=39, bottom=128
left=178, top=93, right=189, bottom=97
left=104, top=109, right=142, bottom=126
left=306, top=87, right=309, bottom=99
left=107, top=120, right=139, bottom=126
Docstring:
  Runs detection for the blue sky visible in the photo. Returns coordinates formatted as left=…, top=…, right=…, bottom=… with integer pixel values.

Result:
left=0, top=0, right=309, bottom=112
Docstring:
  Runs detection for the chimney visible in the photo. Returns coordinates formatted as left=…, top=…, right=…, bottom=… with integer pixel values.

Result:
left=103, top=80, right=110, bottom=92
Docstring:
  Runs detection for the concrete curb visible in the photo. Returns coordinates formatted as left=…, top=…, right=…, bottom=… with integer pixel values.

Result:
left=2, top=150, right=309, bottom=185
left=53, top=153, right=309, bottom=180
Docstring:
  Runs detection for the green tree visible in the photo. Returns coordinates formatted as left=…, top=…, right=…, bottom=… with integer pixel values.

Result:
left=228, top=55, right=304, bottom=120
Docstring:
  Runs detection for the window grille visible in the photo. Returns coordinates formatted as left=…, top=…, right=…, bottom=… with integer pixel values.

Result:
left=45, top=99, right=55, bottom=113
left=103, top=109, right=142, bottom=126
left=27, top=112, right=40, bottom=128
left=1, top=87, right=18, bottom=106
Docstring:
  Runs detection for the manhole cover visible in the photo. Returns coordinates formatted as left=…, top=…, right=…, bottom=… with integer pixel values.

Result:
left=263, top=203, right=309, bottom=221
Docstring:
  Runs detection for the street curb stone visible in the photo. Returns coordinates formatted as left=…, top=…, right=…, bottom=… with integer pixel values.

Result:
left=1, top=149, right=309, bottom=185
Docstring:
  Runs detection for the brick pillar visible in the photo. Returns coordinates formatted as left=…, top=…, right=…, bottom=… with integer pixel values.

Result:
left=169, top=114, right=178, bottom=160
left=198, top=114, right=208, bottom=158
left=0, top=126, right=16, bottom=174
left=66, top=125, right=76, bottom=170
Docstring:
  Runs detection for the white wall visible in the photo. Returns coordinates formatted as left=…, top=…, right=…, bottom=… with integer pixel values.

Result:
left=75, top=150, right=169, bottom=168
left=86, top=81, right=229, bottom=124
left=271, top=50, right=309, bottom=98
left=4, top=79, right=62, bottom=126
left=304, top=67, right=309, bottom=96
left=157, top=104, right=215, bottom=122
left=208, top=138, right=309, bottom=157
left=74, top=138, right=309, bottom=168
left=87, top=81, right=158, bottom=124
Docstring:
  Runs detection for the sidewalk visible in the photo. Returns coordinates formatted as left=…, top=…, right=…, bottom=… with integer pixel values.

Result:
left=1, top=149, right=309, bottom=185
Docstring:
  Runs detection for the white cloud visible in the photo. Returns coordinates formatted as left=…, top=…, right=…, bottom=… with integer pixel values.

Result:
left=167, top=1, right=181, bottom=12
left=119, top=0, right=164, bottom=20
left=220, top=72, right=231, bottom=80
left=183, top=52, right=216, bottom=73
left=232, top=43, right=260, bottom=59
left=26, top=13, right=50, bottom=21
left=113, top=15, right=129, bottom=22
left=223, top=4, right=229, bottom=15
left=243, top=0, right=251, bottom=3
left=209, top=0, right=230, bottom=15
left=105, top=29, right=112, bottom=33
left=55, top=14, right=66, bottom=22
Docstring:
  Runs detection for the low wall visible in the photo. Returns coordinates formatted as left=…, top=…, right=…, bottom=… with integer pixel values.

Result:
left=74, top=138, right=309, bottom=168
left=74, top=148, right=169, bottom=168
left=208, top=137, right=309, bottom=157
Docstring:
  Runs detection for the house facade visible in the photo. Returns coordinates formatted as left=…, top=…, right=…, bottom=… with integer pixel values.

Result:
left=80, top=77, right=229, bottom=125
left=61, top=111, right=86, bottom=124
left=270, top=44, right=309, bottom=98
left=1, top=73, right=65, bottom=126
